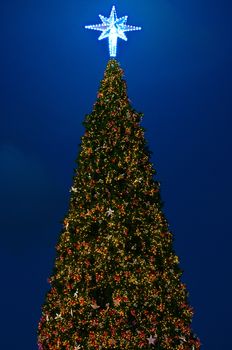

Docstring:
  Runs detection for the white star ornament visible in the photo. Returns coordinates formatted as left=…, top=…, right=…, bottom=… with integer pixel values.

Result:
left=85, top=6, right=141, bottom=57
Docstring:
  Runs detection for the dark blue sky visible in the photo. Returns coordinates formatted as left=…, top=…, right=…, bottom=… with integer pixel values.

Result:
left=1, top=1, right=232, bottom=349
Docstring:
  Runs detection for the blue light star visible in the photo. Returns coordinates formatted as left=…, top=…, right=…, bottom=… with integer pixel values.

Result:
left=85, top=6, right=141, bottom=57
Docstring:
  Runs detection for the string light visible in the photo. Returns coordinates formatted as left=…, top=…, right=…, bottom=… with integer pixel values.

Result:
left=38, top=59, right=201, bottom=350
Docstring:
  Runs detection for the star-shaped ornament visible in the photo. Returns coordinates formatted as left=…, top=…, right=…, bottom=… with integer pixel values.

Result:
left=147, top=334, right=157, bottom=345
left=55, top=313, right=62, bottom=320
left=70, top=186, right=78, bottom=193
left=106, top=208, right=114, bottom=217
left=85, top=6, right=141, bottom=57
left=113, top=297, right=121, bottom=306
left=180, top=336, right=187, bottom=343
left=91, top=301, right=100, bottom=310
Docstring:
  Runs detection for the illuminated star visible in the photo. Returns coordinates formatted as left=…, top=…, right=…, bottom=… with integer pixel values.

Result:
left=85, top=5, right=141, bottom=57
left=147, top=334, right=157, bottom=345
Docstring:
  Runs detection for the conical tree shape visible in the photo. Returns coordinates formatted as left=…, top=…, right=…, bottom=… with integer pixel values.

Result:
left=38, top=60, right=200, bottom=350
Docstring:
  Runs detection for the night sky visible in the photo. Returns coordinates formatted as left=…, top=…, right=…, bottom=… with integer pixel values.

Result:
left=1, top=1, right=232, bottom=349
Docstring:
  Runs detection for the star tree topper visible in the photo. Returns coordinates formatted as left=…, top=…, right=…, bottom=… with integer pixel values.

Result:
left=85, top=5, right=141, bottom=57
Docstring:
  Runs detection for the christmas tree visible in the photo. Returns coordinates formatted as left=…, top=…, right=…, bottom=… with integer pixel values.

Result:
left=38, top=6, right=200, bottom=350
left=38, top=59, right=200, bottom=349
